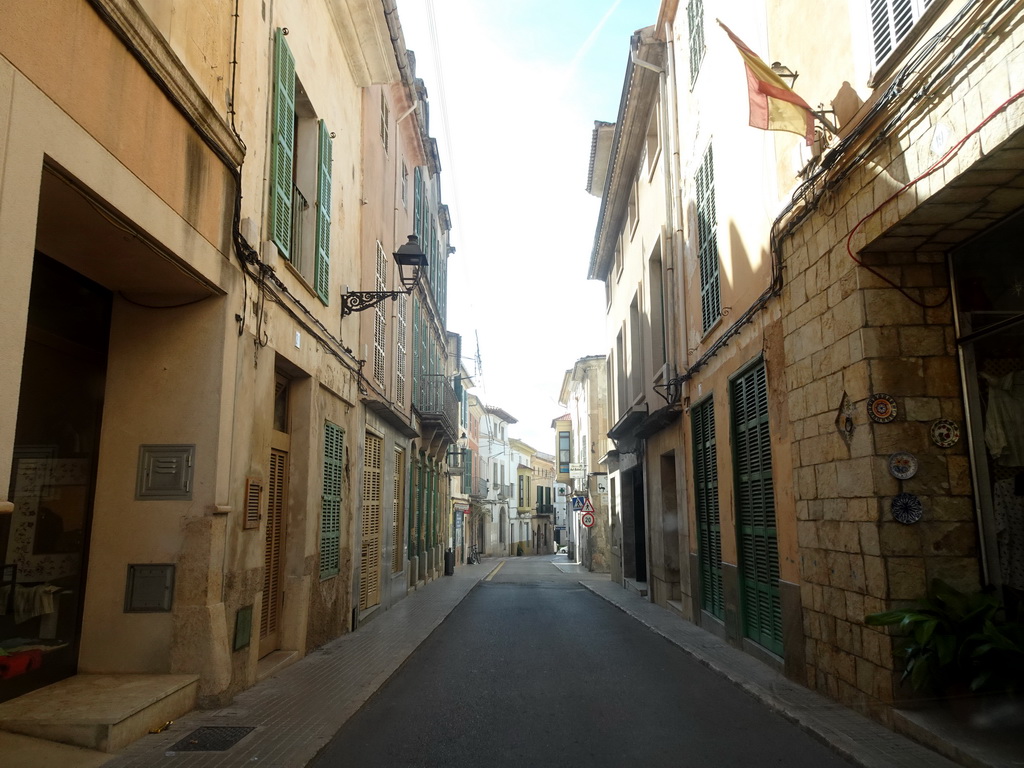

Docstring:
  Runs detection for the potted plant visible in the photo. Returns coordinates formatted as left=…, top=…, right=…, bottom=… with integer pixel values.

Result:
left=865, top=579, right=1024, bottom=697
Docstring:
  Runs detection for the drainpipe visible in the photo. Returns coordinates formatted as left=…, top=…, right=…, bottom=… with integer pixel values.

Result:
left=662, top=17, right=688, bottom=402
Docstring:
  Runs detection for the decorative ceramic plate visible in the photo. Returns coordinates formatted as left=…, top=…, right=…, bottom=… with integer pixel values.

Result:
left=891, top=493, right=923, bottom=525
left=888, top=452, right=919, bottom=480
left=930, top=418, right=960, bottom=448
left=868, top=393, right=897, bottom=423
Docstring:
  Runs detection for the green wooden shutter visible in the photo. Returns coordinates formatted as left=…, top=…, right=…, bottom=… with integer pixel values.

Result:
left=692, top=397, right=723, bottom=619
left=269, top=29, right=295, bottom=260
left=687, top=0, right=705, bottom=85
left=732, top=361, right=782, bottom=655
left=696, top=145, right=720, bottom=334
left=413, top=167, right=423, bottom=241
left=321, top=421, right=344, bottom=579
left=314, top=120, right=332, bottom=305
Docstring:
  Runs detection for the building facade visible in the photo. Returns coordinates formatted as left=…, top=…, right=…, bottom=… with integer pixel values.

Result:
left=557, top=356, right=612, bottom=574
left=0, top=0, right=458, bottom=741
left=587, top=0, right=1024, bottom=732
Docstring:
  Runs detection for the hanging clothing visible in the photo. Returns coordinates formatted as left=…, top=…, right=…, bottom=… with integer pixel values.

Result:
left=994, top=477, right=1024, bottom=591
left=982, top=371, right=1024, bottom=466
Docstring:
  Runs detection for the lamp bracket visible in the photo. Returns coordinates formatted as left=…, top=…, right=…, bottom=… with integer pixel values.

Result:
left=341, top=290, right=405, bottom=316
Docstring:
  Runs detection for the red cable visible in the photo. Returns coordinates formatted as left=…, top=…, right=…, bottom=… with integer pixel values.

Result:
left=844, top=86, right=1024, bottom=308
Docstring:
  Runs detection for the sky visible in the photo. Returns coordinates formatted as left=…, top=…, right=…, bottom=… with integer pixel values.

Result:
left=396, top=0, right=663, bottom=452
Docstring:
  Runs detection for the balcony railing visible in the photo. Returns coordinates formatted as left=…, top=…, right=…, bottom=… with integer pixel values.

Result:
left=469, top=477, right=489, bottom=499
left=414, top=375, right=459, bottom=444
left=291, top=186, right=308, bottom=260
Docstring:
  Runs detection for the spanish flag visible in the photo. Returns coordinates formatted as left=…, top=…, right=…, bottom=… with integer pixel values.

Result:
left=717, top=21, right=815, bottom=145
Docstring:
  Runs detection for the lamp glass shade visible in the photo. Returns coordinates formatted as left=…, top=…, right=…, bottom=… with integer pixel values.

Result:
left=393, top=235, right=428, bottom=292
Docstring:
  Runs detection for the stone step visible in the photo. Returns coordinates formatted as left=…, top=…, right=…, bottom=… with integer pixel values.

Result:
left=0, top=673, right=198, bottom=753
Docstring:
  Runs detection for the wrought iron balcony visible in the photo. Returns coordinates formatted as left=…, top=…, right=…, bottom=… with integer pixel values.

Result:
left=469, top=477, right=489, bottom=499
left=414, top=375, right=459, bottom=444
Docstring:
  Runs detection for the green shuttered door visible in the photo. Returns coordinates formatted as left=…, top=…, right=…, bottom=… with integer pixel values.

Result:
left=692, top=398, right=723, bottom=618
left=732, top=361, right=783, bottom=655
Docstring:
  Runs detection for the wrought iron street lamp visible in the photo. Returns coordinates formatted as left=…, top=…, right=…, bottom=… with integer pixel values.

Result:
left=341, top=235, right=428, bottom=316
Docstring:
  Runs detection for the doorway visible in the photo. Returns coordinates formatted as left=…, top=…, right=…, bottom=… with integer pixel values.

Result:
left=1, top=254, right=110, bottom=702
left=260, top=375, right=290, bottom=658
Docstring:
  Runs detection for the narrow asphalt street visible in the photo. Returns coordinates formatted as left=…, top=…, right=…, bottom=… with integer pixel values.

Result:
left=310, top=555, right=854, bottom=768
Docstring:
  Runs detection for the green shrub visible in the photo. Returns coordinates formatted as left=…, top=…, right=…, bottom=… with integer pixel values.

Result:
left=865, top=579, right=1024, bottom=695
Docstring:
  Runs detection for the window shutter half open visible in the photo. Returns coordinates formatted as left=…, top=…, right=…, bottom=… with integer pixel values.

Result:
left=269, top=29, right=295, bottom=260
left=321, top=421, right=344, bottom=579
left=315, top=120, right=332, bottom=305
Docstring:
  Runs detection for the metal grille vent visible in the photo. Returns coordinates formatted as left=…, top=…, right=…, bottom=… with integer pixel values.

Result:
left=168, top=726, right=255, bottom=752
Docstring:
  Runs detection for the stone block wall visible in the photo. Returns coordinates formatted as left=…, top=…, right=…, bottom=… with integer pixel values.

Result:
left=777, top=5, right=1024, bottom=721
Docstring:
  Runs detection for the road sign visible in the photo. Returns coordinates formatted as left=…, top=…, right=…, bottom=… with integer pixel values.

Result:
left=582, top=499, right=595, bottom=513
left=571, top=496, right=586, bottom=511
left=581, top=511, right=596, bottom=528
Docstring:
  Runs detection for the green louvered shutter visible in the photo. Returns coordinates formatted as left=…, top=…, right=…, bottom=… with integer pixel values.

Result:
left=413, top=167, right=423, bottom=241
left=321, top=421, right=344, bottom=579
left=269, top=29, right=295, bottom=260
left=732, top=360, right=782, bottom=655
left=696, top=145, right=720, bottom=334
left=314, top=120, right=332, bottom=305
left=692, top=397, right=723, bottom=618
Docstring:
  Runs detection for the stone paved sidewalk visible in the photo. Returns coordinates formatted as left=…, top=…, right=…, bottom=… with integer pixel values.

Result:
left=102, top=561, right=490, bottom=768
left=580, top=580, right=986, bottom=768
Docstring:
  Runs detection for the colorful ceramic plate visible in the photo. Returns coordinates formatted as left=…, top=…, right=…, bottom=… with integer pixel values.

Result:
left=930, top=418, right=960, bottom=448
left=868, top=393, right=897, bottom=423
left=888, top=452, right=919, bottom=480
left=892, top=493, right=923, bottom=525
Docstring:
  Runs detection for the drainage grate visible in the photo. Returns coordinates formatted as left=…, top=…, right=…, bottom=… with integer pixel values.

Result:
left=168, top=726, right=256, bottom=752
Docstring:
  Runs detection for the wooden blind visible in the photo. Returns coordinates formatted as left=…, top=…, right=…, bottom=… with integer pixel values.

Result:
left=244, top=478, right=262, bottom=530
left=269, top=29, right=295, bottom=259
left=732, top=361, right=782, bottom=655
left=321, top=422, right=344, bottom=579
left=314, top=119, right=332, bottom=305
left=686, top=0, right=705, bottom=86
left=374, top=242, right=387, bottom=384
left=360, top=433, right=383, bottom=610
left=261, top=448, right=287, bottom=638
left=696, top=144, right=720, bottom=334
left=692, top=397, right=724, bottom=618
left=392, top=448, right=405, bottom=574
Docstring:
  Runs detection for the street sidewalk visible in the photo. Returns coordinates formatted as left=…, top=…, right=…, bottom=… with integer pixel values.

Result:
left=581, top=579, right=1020, bottom=768
left=0, top=560, right=489, bottom=768
left=3, top=557, right=1015, bottom=767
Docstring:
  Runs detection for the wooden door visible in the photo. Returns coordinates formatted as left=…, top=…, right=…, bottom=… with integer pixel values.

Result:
left=359, top=433, right=383, bottom=610
left=260, top=445, right=288, bottom=657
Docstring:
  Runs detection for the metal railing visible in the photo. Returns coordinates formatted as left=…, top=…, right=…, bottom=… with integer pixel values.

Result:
left=414, top=375, right=458, bottom=443
left=291, top=186, right=308, bottom=261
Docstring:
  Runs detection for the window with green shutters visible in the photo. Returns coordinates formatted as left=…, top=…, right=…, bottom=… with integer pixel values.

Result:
left=320, top=421, right=344, bottom=579
left=686, top=0, right=705, bottom=86
left=269, top=28, right=295, bottom=260
left=731, top=360, right=783, bottom=655
left=695, top=145, right=721, bottom=334
left=268, top=28, right=332, bottom=305
left=692, top=397, right=723, bottom=618
left=313, top=120, right=332, bottom=305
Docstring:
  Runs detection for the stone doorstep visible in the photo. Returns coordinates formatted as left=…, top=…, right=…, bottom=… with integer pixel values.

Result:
left=623, top=578, right=648, bottom=597
left=892, top=697, right=1024, bottom=768
left=0, top=673, right=199, bottom=753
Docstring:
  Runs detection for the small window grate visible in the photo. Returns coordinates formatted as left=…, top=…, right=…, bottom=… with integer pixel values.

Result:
left=244, top=478, right=262, bottom=529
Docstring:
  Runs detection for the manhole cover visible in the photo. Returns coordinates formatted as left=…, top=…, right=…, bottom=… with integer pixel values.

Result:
left=168, top=726, right=255, bottom=752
